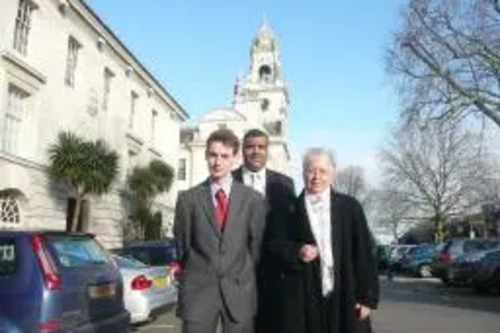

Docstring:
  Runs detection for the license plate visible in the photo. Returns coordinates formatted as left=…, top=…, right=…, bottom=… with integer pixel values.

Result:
left=88, top=283, right=116, bottom=299
left=155, top=276, right=168, bottom=288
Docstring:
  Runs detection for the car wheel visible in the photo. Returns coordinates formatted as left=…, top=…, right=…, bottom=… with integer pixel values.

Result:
left=418, top=264, right=432, bottom=278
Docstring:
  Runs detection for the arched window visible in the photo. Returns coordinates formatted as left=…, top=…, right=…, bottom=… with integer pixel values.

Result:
left=259, top=65, right=273, bottom=83
left=0, top=191, right=21, bottom=228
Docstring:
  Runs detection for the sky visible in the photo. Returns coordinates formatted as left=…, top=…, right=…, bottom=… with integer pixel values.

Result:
left=86, top=0, right=407, bottom=187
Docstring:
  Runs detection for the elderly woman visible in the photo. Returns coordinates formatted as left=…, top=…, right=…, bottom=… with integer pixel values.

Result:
left=278, top=147, right=379, bottom=333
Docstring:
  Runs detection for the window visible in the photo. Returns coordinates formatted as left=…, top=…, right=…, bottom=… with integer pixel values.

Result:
left=177, top=158, right=187, bottom=181
left=102, top=68, right=113, bottom=111
left=65, top=37, right=81, bottom=87
left=129, top=92, right=139, bottom=130
left=127, top=150, right=138, bottom=177
left=47, top=236, right=110, bottom=267
left=0, top=192, right=21, bottom=227
left=151, top=109, right=158, bottom=143
left=2, top=85, right=28, bottom=154
left=0, top=239, right=17, bottom=276
left=13, top=0, right=36, bottom=55
left=259, top=65, right=273, bottom=83
left=261, top=99, right=270, bottom=112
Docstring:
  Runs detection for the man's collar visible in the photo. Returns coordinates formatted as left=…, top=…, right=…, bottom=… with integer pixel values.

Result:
left=242, top=166, right=266, bottom=178
left=210, top=174, right=233, bottom=192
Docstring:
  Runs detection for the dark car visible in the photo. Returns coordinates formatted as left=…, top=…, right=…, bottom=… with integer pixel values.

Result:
left=432, top=238, right=500, bottom=285
left=387, top=245, right=416, bottom=274
left=470, top=248, right=500, bottom=294
left=376, top=245, right=390, bottom=272
left=400, top=243, right=436, bottom=278
left=114, top=239, right=181, bottom=280
left=0, top=231, right=130, bottom=333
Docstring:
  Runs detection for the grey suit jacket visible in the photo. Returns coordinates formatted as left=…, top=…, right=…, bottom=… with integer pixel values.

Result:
left=173, top=180, right=266, bottom=323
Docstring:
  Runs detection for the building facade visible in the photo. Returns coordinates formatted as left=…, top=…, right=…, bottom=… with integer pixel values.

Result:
left=178, top=24, right=290, bottom=189
left=0, top=0, right=188, bottom=247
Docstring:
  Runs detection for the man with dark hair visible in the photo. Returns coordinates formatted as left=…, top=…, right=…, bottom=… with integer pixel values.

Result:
left=174, top=128, right=266, bottom=333
left=233, top=128, right=297, bottom=333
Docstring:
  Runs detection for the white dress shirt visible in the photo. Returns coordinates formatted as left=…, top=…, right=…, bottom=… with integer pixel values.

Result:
left=210, top=174, right=233, bottom=207
left=242, top=167, right=266, bottom=196
left=305, top=189, right=334, bottom=296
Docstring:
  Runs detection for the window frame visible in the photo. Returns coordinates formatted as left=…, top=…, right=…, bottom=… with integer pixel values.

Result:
left=64, top=36, right=81, bottom=87
left=13, top=0, right=37, bottom=55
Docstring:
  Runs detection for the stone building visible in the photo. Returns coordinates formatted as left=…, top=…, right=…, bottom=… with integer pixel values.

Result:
left=0, top=0, right=188, bottom=247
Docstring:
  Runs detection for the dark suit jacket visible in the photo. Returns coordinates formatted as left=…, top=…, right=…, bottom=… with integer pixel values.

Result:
left=232, top=167, right=296, bottom=274
left=233, top=167, right=296, bottom=332
left=173, top=180, right=266, bottom=323
left=279, top=189, right=379, bottom=333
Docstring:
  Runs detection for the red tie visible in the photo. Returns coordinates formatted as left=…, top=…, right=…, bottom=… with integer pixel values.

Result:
left=215, top=189, right=228, bottom=229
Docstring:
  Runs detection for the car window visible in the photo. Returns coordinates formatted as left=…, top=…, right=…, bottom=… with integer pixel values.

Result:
left=113, top=255, right=147, bottom=269
left=485, top=250, right=500, bottom=262
left=47, top=236, right=110, bottom=268
left=0, top=238, right=17, bottom=276
left=464, top=240, right=500, bottom=253
left=125, top=246, right=177, bottom=266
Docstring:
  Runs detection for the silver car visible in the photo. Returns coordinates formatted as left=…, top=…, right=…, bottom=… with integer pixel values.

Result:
left=113, top=255, right=177, bottom=324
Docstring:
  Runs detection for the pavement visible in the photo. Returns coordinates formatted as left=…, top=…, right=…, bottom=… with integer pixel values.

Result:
left=137, top=276, right=500, bottom=333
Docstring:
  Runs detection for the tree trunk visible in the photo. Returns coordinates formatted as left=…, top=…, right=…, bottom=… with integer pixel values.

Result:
left=71, top=197, right=82, bottom=232
left=434, top=214, right=445, bottom=242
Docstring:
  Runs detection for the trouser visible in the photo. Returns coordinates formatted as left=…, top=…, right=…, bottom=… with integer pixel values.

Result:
left=181, top=298, right=254, bottom=333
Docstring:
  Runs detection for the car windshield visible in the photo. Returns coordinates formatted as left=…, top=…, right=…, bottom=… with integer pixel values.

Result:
left=113, top=255, right=147, bottom=269
left=47, top=236, right=110, bottom=268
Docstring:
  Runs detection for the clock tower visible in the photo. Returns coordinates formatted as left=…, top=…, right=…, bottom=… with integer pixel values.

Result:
left=234, top=23, right=290, bottom=172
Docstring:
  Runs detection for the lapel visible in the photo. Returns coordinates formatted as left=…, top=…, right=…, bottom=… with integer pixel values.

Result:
left=265, top=169, right=273, bottom=198
left=199, top=180, right=222, bottom=238
left=223, top=182, right=245, bottom=238
left=232, top=167, right=243, bottom=183
left=329, top=189, right=342, bottom=268
left=297, top=192, right=315, bottom=243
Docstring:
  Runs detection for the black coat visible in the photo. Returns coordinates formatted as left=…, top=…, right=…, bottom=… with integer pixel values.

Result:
left=277, top=190, right=379, bottom=333
left=232, top=167, right=296, bottom=333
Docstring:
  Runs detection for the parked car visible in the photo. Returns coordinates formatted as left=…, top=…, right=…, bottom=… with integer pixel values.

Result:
left=0, top=231, right=130, bottom=333
left=400, top=243, right=436, bottom=278
left=470, top=248, right=500, bottom=294
left=388, top=245, right=416, bottom=273
left=432, top=238, right=500, bottom=285
left=113, top=255, right=177, bottom=323
left=114, top=239, right=181, bottom=281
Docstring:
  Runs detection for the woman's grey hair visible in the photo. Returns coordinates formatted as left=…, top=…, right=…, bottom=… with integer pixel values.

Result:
left=302, top=147, right=337, bottom=171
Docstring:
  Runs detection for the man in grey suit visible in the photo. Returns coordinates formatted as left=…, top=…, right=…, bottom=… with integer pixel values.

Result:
left=174, top=128, right=267, bottom=333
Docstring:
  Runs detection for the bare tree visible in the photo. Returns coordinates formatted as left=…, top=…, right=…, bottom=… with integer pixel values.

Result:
left=335, top=165, right=366, bottom=198
left=387, top=0, right=500, bottom=127
left=379, top=120, right=496, bottom=241
left=372, top=188, right=417, bottom=243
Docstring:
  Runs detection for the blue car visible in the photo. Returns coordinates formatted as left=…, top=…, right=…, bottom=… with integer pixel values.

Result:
left=0, top=231, right=130, bottom=332
left=401, top=244, right=436, bottom=278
